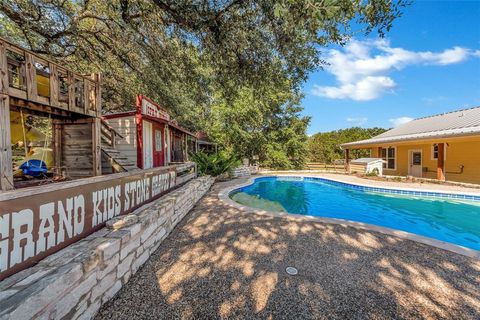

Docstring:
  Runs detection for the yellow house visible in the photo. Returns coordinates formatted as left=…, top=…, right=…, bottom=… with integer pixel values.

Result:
left=341, top=107, right=480, bottom=184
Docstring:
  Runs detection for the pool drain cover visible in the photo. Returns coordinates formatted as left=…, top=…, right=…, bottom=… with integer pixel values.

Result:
left=286, top=267, right=298, bottom=275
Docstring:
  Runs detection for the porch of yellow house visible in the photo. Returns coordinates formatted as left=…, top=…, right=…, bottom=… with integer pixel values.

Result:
left=344, top=143, right=447, bottom=182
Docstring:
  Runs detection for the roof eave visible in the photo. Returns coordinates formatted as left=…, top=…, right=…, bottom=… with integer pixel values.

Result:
left=341, top=130, right=480, bottom=148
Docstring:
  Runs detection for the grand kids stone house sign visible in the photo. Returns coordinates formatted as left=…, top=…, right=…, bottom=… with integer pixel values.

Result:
left=0, top=163, right=195, bottom=281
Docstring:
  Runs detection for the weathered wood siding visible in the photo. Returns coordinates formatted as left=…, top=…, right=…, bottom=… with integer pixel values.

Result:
left=0, top=40, right=13, bottom=191
left=105, top=116, right=137, bottom=166
left=61, top=122, right=94, bottom=178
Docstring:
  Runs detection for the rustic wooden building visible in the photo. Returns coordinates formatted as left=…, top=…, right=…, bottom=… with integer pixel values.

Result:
left=0, top=37, right=110, bottom=191
left=103, top=95, right=196, bottom=170
left=0, top=37, right=200, bottom=284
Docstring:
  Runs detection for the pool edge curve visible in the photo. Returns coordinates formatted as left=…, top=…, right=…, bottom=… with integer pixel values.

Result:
left=218, top=175, right=480, bottom=260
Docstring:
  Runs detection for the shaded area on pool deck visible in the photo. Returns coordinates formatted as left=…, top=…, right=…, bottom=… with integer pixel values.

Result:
left=96, top=179, right=480, bottom=320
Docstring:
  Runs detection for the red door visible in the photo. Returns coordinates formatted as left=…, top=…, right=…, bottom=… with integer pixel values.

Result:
left=152, top=123, right=165, bottom=167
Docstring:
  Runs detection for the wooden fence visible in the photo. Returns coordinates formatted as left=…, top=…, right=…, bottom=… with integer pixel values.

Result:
left=305, top=162, right=346, bottom=172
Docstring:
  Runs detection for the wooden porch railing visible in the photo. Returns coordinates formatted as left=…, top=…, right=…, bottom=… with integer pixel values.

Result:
left=0, top=37, right=101, bottom=117
left=100, top=119, right=123, bottom=148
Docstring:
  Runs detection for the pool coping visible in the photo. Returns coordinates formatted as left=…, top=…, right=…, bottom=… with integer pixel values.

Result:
left=218, top=175, right=480, bottom=260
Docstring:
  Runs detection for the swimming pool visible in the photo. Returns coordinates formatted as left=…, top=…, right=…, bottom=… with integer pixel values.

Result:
left=229, top=176, right=480, bottom=251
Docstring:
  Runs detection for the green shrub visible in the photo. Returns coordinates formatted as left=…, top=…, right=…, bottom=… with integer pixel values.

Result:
left=190, top=151, right=241, bottom=177
left=365, top=168, right=379, bottom=177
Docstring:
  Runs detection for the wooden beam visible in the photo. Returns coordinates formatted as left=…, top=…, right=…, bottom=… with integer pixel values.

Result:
left=25, top=53, right=37, bottom=101
left=92, top=118, right=102, bottom=176
left=84, top=79, right=90, bottom=115
left=0, top=40, right=8, bottom=95
left=49, top=63, right=59, bottom=107
left=345, top=148, right=350, bottom=173
left=68, top=71, right=74, bottom=112
left=184, top=134, right=188, bottom=161
left=0, top=41, right=13, bottom=191
left=52, top=120, right=62, bottom=170
left=95, top=73, right=102, bottom=117
left=437, top=143, right=445, bottom=181
left=0, top=95, right=13, bottom=191
left=9, top=98, right=71, bottom=118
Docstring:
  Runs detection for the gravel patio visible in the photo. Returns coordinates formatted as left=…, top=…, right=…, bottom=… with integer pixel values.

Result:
left=96, top=178, right=480, bottom=320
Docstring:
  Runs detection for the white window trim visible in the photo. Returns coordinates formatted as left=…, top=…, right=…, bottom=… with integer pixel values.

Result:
left=431, top=144, right=447, bottom=161
left=381, top=146, right=397, bottom=171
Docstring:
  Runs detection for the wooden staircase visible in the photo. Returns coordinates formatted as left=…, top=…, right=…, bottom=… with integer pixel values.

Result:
left=100, top=120, right=139, bottom=173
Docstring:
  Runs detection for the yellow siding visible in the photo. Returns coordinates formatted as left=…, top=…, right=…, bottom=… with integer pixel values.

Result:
left=445, top=140, right=480, bottom=184
left=365, top=137, right=480, bottom=184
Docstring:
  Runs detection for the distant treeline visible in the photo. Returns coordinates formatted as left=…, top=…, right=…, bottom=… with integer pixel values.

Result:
left=308, top=127, right=388, bottom=164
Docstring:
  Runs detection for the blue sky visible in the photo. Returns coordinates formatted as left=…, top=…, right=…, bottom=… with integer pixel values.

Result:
left=302, top=0, right=480, bottom=135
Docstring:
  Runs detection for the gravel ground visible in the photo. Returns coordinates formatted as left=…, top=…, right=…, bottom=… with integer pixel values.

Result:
left=96, top=179, right=480, bottom=320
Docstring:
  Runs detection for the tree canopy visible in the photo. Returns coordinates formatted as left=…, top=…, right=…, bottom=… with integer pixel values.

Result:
left=0, top=0, right=407, bottom=168
left=308, top=127, right=388, bottom=163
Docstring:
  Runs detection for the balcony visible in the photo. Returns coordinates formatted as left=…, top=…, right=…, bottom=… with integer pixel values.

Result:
left=0, top=37, right=101, bottom=117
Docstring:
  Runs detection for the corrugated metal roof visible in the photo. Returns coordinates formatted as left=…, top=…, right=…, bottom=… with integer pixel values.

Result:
left=342, top=106, right=480, bottom=148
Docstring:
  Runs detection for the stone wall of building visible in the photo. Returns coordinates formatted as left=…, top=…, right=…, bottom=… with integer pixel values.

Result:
left=0, top=176, right=214, bottom=320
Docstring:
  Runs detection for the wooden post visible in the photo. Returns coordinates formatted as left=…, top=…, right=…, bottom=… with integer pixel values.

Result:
left=92, top=118, right=102, bottom=176
left=0, top=41, right=13, bottom=191
left=67, top=71, right=74, bottom=111
left=110, top=128, right=116, bottom=148
left=377, top=147, right=382, bottom=158
left=345, top=149, right=350, bottom=173
left=95, top=74, right=102, bottom=117
left=49, top=63, right=59, bottom=107
left=25, top=53, right=38, bottom=101
left=84, top=80, right=90, bottom=115
left=0, top=96, right=13, bottom=191
left=0, top=40, right=8, bottom=95
left=437, top=143, right=445, bottom=181
left=52, top=120, right=62, bottom=170
left=184, top=134, right=188, bottom=162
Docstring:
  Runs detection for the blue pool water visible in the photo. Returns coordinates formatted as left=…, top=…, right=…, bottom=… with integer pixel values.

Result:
left=230, top=177, right=480, bottom=251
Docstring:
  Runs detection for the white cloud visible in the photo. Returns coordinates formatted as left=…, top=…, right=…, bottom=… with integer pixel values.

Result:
left=389, top=116, right=413, bottom=127
left=311, top=39, right=479, bottom=101
left=313, top=76, right=395, bottom=101
left=346, top=117, right=368, bottom=125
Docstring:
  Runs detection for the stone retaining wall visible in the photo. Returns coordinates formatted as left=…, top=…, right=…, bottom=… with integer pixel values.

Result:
left=231, top=165, right=258, bottom=178
left=0, top=176, right=214, bottom=320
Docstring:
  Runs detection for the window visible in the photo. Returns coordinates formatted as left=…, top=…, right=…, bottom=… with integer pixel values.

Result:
left=431, top=144, right=446, bottom=160
left=381, top=147, right=396, bottom=170
left=155, top=130, right=162, bottom=151
left=7, top=50, right=26, bottom=90
left=432, top=144, right=438, bottom=159
left=35, top=61, right=50, bottom=97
